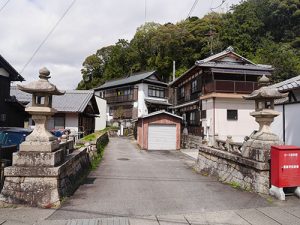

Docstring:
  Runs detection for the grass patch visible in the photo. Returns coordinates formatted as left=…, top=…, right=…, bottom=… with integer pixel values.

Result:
left=80, top=127, right=118, bottom=143
left=91, top=147, right=104, bottom=170
left=90, top=133, right=109, bottom=170
left=227, top=181, right=241, bottom=189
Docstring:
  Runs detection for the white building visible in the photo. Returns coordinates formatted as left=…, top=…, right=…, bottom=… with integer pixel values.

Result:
left=94, top=71, right=171, bottom=125
left=95, top=96, right=107, bottom=131
left=170, top=46, right=273, bottom=145
left=201, top=94, right=258, bottom=143
left=271, top=75, right=300, bottom=146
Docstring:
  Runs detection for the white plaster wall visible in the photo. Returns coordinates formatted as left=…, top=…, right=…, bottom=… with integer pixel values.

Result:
left=95, top=96, right=107, bottom=130
left=271, top=105, right=284, bottom=142
left=65, top=113, right=79, bottom=133
left=0, top=68, right=9, bottom=77
left=137, top=83, right=148, bottom=117
left=202, top=98, right=257, bottom=143
left=272, top=103, right=300, bottom=146
left=106, top=105, right=113, bottom=122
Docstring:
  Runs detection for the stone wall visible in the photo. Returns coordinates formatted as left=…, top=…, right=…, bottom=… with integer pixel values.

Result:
left=194, top=146, right=270, bottom=194
left=181, top=135, right=202, bottom=149
left=1, top=132, right=109, bottom=208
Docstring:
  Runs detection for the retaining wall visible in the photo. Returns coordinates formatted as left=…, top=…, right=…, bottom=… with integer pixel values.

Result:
left=194, top=146, right=270, bottom=194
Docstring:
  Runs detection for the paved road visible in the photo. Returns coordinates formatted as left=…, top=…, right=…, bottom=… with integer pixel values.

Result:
left=49, top=137, right=272, bottom=220
left=1, top=137, right=300, bottom=225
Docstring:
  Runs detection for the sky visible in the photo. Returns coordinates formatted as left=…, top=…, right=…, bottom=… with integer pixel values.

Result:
left=1, top=0, right=242, bottom=90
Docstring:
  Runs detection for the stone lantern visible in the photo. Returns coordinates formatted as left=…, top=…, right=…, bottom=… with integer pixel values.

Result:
left=17, top=67, right=65, bottom=151
left=0, top=67, right=71, bottom=207
left=242, top=75, right=288, bottom=162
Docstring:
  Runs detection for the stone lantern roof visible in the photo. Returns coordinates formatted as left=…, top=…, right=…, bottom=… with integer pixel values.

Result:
left=17, top=67, right=65, bottom=96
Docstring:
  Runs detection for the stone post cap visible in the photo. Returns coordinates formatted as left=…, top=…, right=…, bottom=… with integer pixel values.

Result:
left=39, top=67, right=51, bottom=79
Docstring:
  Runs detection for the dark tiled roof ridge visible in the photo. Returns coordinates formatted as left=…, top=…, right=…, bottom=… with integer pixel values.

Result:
left=104, top=70, right=156, bottom=84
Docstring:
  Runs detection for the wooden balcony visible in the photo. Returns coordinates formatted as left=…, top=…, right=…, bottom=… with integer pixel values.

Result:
left=177, top=92, right=199, bottom=105
left=105, top=89, right=138, bottom=104
left=204, top=80, right=258, bottom=94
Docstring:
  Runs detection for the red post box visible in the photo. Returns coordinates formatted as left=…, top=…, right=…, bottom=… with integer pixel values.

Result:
left=270, top=145, right=300, bottom=200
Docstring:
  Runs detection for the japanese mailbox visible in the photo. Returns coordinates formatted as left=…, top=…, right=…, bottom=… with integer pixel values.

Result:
left=270, top=145, right=300, bottom=200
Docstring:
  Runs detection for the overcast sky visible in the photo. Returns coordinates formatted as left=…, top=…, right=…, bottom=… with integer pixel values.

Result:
left=1, top=0, right=241, bottom=90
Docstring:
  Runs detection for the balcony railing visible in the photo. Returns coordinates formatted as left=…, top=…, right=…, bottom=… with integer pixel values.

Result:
left=204, top=80, right=258, bottom=94
left=105, top=89, right=138, bottom=104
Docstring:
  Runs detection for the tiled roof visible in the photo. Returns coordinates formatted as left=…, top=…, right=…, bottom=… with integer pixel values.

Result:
left=196, top=46, right=255, bottom=65
left=0, top=55, right=24, bottom=81
left=170, top=47, right=273, bottom=86
left=271, top=75, right=300, bottom=92
left=11, top=87, right=97, bottom=113
left=195, top=61, right=273, bottom=71
left=53, top=90, right=95, bottom=113
left=10, top=86, right=31, bottom=104
left=94, top=71, right=157, bottom=90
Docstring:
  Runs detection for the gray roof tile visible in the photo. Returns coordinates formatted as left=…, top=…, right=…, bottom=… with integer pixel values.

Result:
left=271, top=75, right=300, bottom=92
left=11, top=87, right=96, bottom=113
left=94, top=71, right=157, bottom=90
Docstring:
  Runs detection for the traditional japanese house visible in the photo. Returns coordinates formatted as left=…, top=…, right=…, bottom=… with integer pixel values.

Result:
left=94, top=71, right=170, bottom=127
left=11, top=87, right=100, bottom=137
left=170, top=46, right=273, bottom=144
left=0, top=55, right=27, bottom=127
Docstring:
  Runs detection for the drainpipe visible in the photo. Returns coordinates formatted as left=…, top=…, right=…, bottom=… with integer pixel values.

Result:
left=213, top=97, right=216, bottom=145
left=283, top=104, right=286, bottom=144
left=142, top=118, right=144, bottom=149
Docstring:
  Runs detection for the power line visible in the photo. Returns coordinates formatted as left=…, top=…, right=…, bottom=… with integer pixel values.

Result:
left=187, top=0, right=199, bottom=18
left=210, top=0, right=226, bottom=12
left=0, top=0, right=10, bottom=14
left=20, top=0, right=77, bottom=74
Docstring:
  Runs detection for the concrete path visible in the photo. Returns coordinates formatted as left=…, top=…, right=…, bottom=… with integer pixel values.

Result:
left=1, top=137, right=300, bottom=225
left=48, top=137, right=271, bottom=220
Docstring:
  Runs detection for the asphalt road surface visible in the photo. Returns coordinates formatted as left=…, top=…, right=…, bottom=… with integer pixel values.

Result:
left=49, top=137, right=270, bottom=220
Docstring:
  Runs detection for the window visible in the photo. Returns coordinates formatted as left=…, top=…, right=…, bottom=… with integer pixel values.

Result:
left=0, top=114, right=6, bottom=122
left=109, top=108, right=114, bottom=116
left=117, top=88, right=131, bottom=96
left=201, top=110, right=206, bottom=119
left=180, top=86, right=185, bottom=98
left=227, top=110, right=238, bottom=120
left=191, top=79, right=198, bottom=93
left=124, top=89, right=131, bottom=96
left=190, top=112, right=196, bottom=125
left=148, top=86, right=165, bottom=98
left=54, top=116, right=65, bottom=129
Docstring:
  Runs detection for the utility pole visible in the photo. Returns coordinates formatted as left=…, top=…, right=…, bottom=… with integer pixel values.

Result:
left=173, top=61, right=176, bottom=81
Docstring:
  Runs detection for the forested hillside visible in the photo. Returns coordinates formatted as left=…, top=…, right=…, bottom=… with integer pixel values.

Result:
left=77, top=0, right=300, bottom=90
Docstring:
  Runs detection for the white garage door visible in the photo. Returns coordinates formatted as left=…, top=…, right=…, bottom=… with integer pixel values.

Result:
left=148, top=124, right=176, bottom=150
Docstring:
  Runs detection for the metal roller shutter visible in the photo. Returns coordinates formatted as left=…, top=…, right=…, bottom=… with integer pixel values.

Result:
left=148, top=124, right=176, bottom=150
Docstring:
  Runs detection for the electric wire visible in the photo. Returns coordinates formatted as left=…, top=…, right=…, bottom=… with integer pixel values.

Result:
left=187, top=0, right=199, bottom=18
left=20, top=0, right=77, bottom=74
left=0, top=0, right=10, bottom=14
left=210, top=0, right=226, bottom=12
